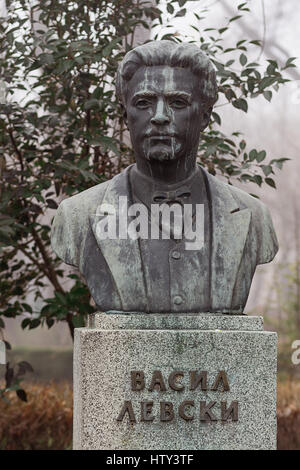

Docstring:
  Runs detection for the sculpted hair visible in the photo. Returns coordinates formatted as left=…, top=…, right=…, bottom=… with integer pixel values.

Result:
left=116, top=40, right=218, bottom=110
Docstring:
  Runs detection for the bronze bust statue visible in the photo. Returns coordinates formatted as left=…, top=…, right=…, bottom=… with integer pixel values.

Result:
left=51, top=41, right=278, bottom=314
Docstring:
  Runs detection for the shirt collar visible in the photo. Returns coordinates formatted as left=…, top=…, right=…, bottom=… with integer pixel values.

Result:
left=130, top=164, right=206, bottom=207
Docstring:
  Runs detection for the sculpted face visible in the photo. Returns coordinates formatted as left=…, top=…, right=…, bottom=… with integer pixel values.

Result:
left=125, top=65, right=210, bottom=164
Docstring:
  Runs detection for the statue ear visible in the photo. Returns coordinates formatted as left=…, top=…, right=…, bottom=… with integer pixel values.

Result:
left=201, top=106, right=212, bottom=131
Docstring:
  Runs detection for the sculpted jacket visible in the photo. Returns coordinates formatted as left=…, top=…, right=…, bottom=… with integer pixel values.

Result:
left=51, top=165, right=278, bottom=314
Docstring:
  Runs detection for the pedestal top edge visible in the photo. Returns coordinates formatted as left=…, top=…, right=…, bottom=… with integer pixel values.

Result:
left=86, top=312, right=264, bottom=331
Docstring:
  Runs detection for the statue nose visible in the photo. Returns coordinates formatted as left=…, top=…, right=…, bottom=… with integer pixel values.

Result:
left=151, top=100, right=170, bottom=125
left=151, top=114, right=170, bottom=125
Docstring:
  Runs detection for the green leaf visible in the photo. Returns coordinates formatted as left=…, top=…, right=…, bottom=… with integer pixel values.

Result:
left=249, top=40, right=261, bottom=46
left=253, top=175, right=262, bottom=186
left=46, top=198, right=58, bottom=209
left=97, top=135, right=120, bottom=155
left=18, top=361, right=34, bottom=374
left=265, top=177, right=276, bottom=188
left=229, top=15, right=242, bottom=22
left=16, top=389, right=27, bottom=402
left=240, top=53, right=247, bottom=66
left=39, top=53, right=55, bottom=65
left=84, top=99, right=100, bottom=111
left=260, top=165, right=272, bottom=176
left=270, top=157, right=290, bottom=169
left=0, top=217, right=15, bottom=227
left=232, top=98, right=248, bottom=113
left=263, top=90, right=272, bottom=102
left=282, top=57, right=297, bottom=70
left=21, top=303, right=33, bottom=313
left=224, top=60, right=234, bottom=68
left=55, top=291, right=67, bottom=305
left=21, top=318, right=31, bottom=329
left=46, top=318, right=55, bottom=328
left=224, top=88, right=236, bottom=101
left=175, top=8, right=186, bottom=17
left=101, top=38, right=122, bottom=58
left=72, top=314, right=85, bottom=328
left=29, top=319, right=41, bottom=329
left=256, top=150, right=266, bottom=162
left=259, top=77, right=277, bottom=91
left=249, top=149, right=257, bottom=161
left=57, top=60, right=75, bottom=73
left=247, top=77, right=256, bottom=93
left=211, top=112, right=221, bottom=125
left=167, top=3, right=174, bottom=14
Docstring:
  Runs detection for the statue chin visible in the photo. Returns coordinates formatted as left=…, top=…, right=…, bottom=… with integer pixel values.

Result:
left=144, top=143, right=182, bottom=163
left=145, top=149, right=177, bottom=162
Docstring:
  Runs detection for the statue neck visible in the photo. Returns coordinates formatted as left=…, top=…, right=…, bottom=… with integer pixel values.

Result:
left=135, top=156, right=197, bottom=186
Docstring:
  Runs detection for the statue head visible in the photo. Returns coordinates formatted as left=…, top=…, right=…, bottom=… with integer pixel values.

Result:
left=116, top=40, right=218, bottom=166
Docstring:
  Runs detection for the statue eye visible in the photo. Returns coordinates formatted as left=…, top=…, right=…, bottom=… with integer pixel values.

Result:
left=170, top=99, right=188, bottom=109
left=135, top=99, right=151, bottom=109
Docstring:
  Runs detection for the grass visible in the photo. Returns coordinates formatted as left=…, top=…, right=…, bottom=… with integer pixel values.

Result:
left=0, top=382, right=72, bottom=450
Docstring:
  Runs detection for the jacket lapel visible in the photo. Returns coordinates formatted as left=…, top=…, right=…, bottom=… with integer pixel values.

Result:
left=90, top=166, right=148, bottom=312
left=204, top=170, right=251, bottom=311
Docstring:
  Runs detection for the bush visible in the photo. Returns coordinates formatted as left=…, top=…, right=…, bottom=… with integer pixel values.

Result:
left=0, top=381, right=72, bottom=450
left=277, top=380, right=300, bottom=450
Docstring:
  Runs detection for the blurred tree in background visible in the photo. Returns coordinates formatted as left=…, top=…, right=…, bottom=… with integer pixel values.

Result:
left=263, top=261, right=300, bottom=379
left=0, top=0, right=294, bottom=347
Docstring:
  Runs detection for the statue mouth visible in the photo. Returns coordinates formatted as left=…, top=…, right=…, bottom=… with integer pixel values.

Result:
left=148, top=134, right=174, bottom=138
left=145, top=130, right=176, bottom=138
left=148, top=136, right=175, bottom=145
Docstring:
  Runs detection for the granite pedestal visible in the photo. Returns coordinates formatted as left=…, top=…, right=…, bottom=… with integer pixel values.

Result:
left=73, top=313, right=277, bottom=450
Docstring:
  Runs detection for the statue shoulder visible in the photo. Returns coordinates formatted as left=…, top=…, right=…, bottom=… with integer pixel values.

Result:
left=226, top=182, right=266, bottom=212
left=51, top=179, right=110, bottom=267
left=203, top=170, right=278, bottom=264
left=226, top=183, right=279, bottom=264
left=58, top=179, right=110, bottom=216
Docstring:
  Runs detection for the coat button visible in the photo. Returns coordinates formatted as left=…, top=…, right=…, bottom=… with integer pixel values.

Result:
left=173, top=295, right=183, bottom=305
left=171, top=251, right=181, bottom=259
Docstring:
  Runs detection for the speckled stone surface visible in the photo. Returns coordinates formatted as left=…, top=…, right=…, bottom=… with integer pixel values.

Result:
left=88, top=312, right=264, bottom=331
left=74, top=314, right=277, bottom=450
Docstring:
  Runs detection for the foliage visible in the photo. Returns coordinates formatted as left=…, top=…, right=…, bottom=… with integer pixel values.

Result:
left=0, top=0, right=293, bottom=341
left=264, top=262, right=300, bottom=338
left=263, top=262, right=300, bottom=379
left=0, top=381, right=72, bottom=450
left=277, top=380, right=300, bottom=450
left=0, top=348, right=33, bottom=403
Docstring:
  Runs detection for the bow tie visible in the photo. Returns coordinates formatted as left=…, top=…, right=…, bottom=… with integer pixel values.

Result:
left=152, top=186, right=191, bottom=205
